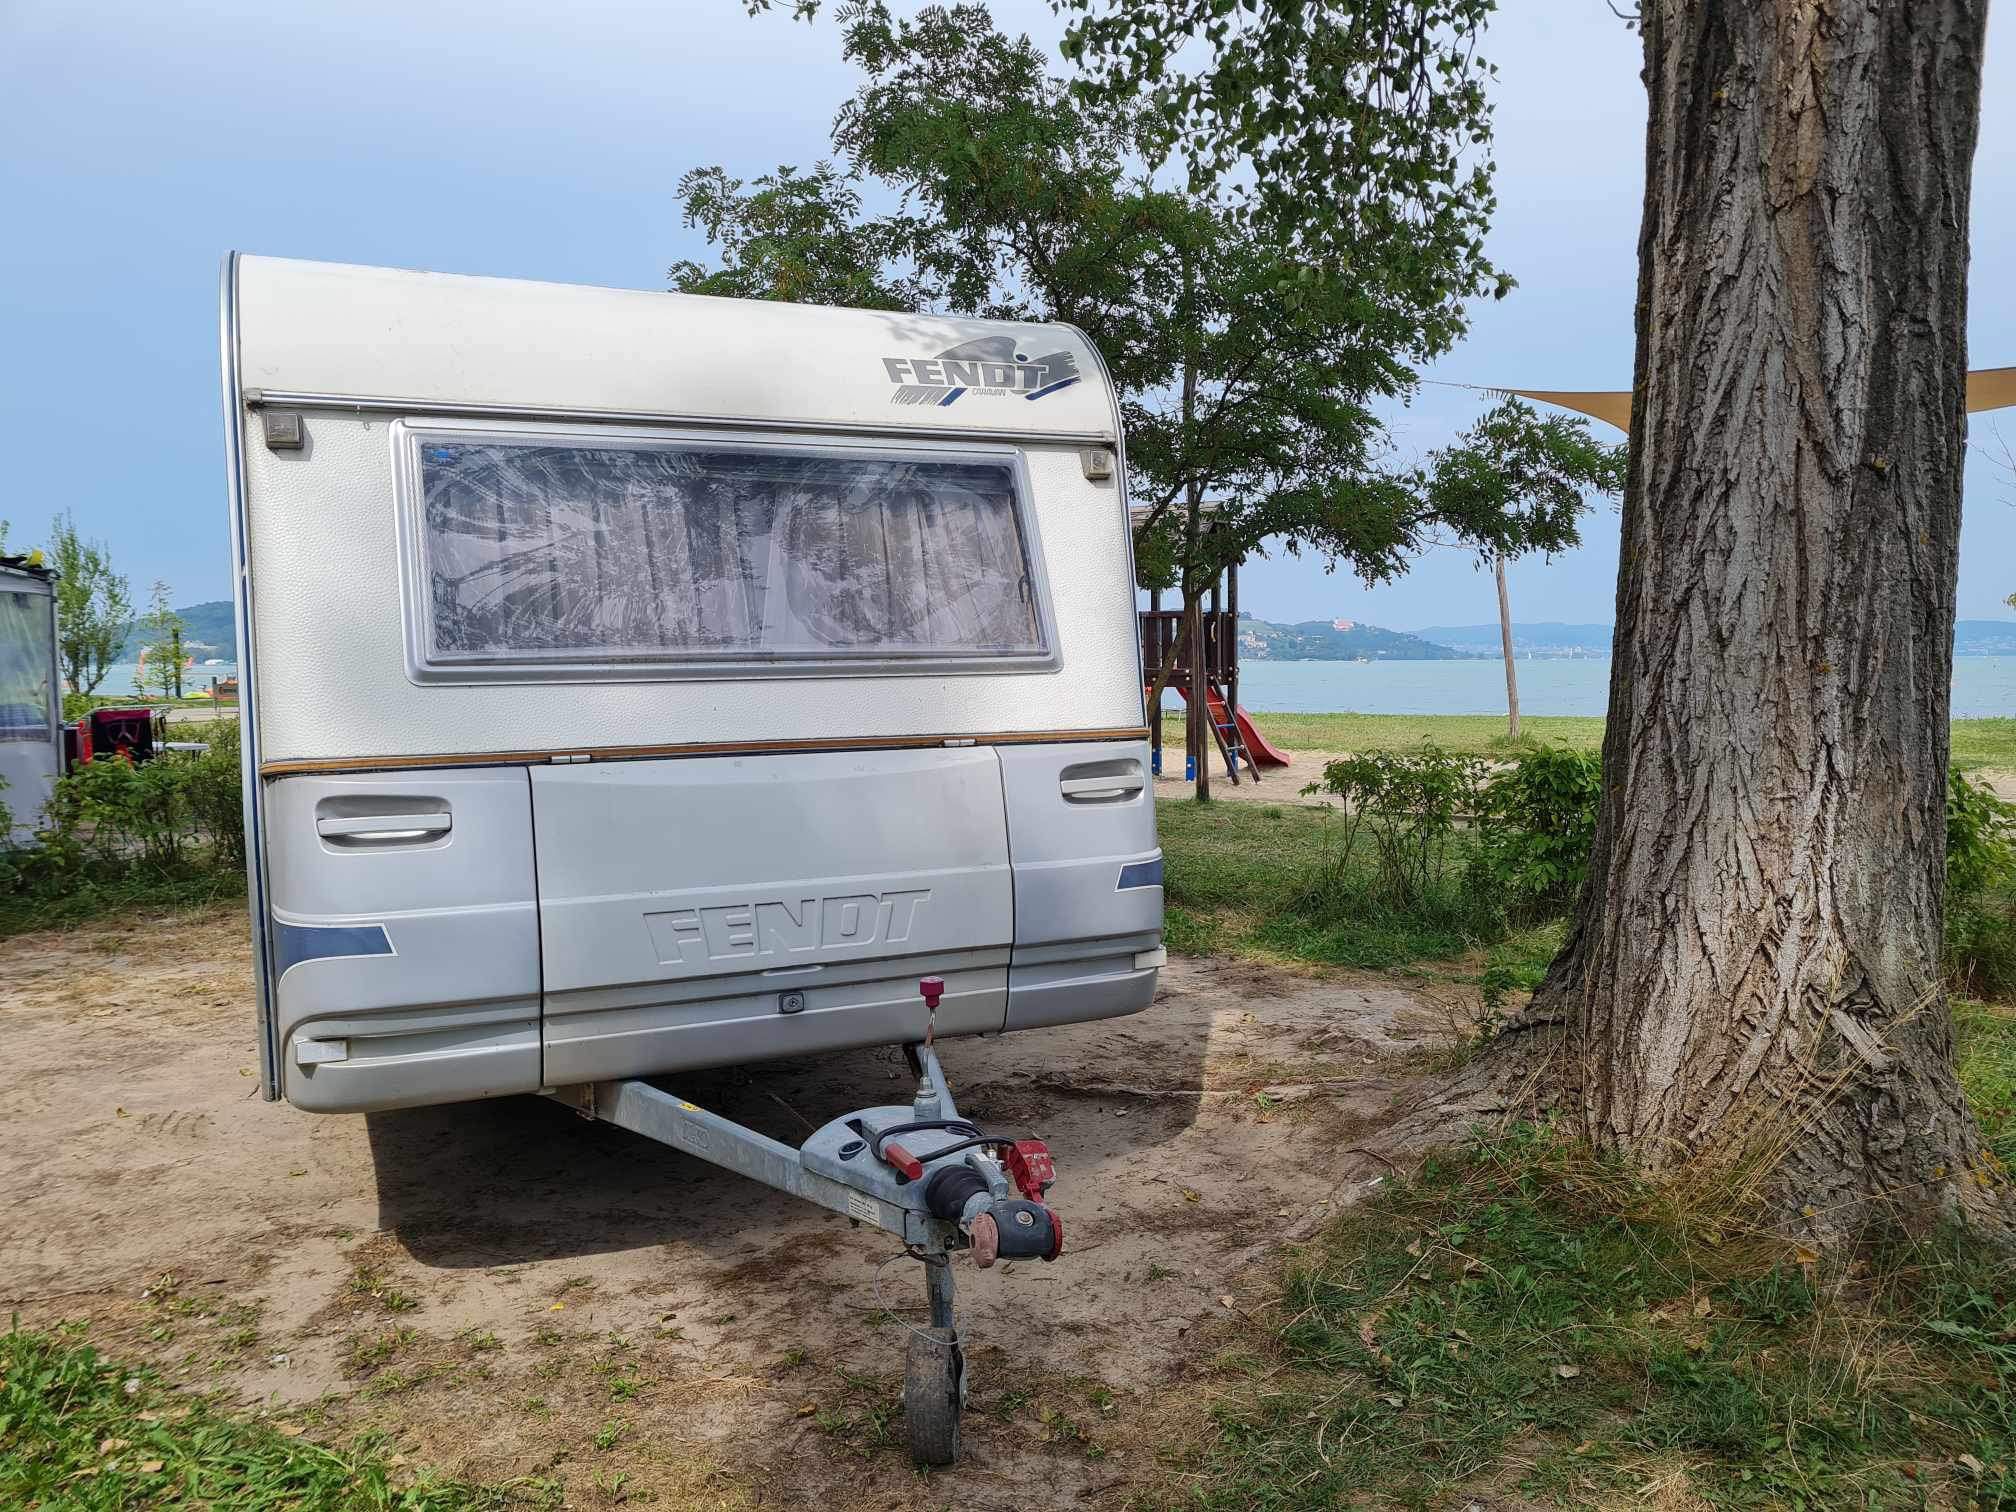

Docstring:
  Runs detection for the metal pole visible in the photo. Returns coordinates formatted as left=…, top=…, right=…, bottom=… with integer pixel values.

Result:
left=926, top=1253, right=956, bottom=1330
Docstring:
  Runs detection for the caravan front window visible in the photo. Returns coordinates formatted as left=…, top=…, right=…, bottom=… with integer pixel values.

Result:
left=399, top=426, right=1053, bottom=680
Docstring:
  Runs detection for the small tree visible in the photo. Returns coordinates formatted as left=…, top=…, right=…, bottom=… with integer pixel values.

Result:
left=48, top=511, right=131, bottom=696
left=1420, top=398, right=1627, bottom=738
left=137, top=581, right=185, bottom=702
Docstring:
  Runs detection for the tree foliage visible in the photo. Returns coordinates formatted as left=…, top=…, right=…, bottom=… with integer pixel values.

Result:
left=668, top=161, right=920, bottom=309
left=1420, top=397, right=1627, bottom=561
left=1056, top=0, right=1505, bottom=321
left=47, top=511, right=131, bottom=697
left=749, top=0, right=1508, bottom=348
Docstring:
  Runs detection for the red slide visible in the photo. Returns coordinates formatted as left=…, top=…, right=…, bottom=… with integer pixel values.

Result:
left=1165, top=685, right=1292, bottom=768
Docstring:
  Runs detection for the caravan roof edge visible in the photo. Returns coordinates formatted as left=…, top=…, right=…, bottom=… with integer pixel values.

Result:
left=235, top=254, right=1120, bottom=442
left=240, top=387, right=1117, bottom=446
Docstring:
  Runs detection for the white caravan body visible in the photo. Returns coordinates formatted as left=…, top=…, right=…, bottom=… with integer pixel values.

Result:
left=221, top=255, right=1161, bottom=1114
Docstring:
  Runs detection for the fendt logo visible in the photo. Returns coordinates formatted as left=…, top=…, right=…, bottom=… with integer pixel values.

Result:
left=882, top=334, right=1081, bottom=408
left=645, top=889, right=931, bottom=970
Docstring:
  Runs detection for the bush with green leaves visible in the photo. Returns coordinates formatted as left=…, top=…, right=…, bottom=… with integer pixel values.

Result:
left=1946, top=770, right=2016, bottom=1001
left=0, top=723, right=246, bottom=928
left=1471, top=746, right=1602, bottom=915
left=181, top=718, right=246, bottom=868
left=1948, top=768, right=2016, bottom=900
left=1302, top=745, right=1485, bottom=914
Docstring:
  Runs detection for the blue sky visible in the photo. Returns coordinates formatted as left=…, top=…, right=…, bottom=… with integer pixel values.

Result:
left=3, top=0, right=2012, bottom=632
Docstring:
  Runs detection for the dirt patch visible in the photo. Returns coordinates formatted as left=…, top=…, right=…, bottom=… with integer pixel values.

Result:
left=0, top=904, right=1453, bottom=1508
left=1151, top=746, right=1347, bottom=806
left=1980, top=767, right=2016, bottom=803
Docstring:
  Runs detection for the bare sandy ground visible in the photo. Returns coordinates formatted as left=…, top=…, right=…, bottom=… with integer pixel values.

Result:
left=1151, top=748, right=1340, bottom=806
left=0, top=906, right=1457, bottom=1509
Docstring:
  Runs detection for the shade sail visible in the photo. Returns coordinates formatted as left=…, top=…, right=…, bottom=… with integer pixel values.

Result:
left=1497, top=368, right=2016, bottom=433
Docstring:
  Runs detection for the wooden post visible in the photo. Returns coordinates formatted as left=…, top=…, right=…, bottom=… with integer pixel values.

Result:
left=1494, top=554, right=1521, bottom=741
left=1227, top=556, right=1245, bottom=778
left=1189, top=590, right=1210, bottom=801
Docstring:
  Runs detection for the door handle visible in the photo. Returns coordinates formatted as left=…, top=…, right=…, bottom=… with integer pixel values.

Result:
left=316, top=812, right=452, bottom=842
left=1059, top=774, right=1145, bottom=802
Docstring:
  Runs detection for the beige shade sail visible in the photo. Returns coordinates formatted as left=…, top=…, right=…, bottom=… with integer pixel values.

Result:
left=1494, top=368, right=2016, bottom=433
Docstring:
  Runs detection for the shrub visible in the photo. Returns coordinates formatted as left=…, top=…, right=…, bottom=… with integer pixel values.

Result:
left=50, top=749, right=195, bottom=867
left=0, top=725, right=247, bottom=929
left=181, top=719, right=246, bottom=868
left=1947, top=772, right=2016, bottom=1002
left=1948, top=768, right=2016, bottom=900
left=1302, top=745, right=1485, bottom=913
left=1471, top=746, right=1602, bottom=915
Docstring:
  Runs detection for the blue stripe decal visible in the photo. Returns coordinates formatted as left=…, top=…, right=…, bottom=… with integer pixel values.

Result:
left=273, top=920, right=393, bottom=976
left=1117, top=856, right=1164, bottom=891
left=938, top=387, right=966, bottom=406
left=1026, top=377, right=1081, bottom=401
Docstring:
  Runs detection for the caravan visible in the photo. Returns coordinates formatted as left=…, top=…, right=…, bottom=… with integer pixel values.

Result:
left=221, top=255, right=1162, bottom=1117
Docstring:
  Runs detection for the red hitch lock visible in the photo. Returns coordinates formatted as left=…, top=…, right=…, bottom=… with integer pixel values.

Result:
left=1003, top=1138, right=1057, bottom=1202
left=918, top=976, right=945, bottom=1010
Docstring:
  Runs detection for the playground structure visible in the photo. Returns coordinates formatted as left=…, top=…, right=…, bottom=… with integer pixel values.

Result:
left=1137, top=544, right=1290, bottom=792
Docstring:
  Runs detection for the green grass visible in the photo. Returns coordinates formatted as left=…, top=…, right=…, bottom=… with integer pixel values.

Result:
left=1957, top=996, right=2016, bottom=1168
left=1158, top=798, right=1508, bottom=972
left=1160, top=712, right=2016, bottom=769
left=0, top=1323, right=523, bottom=1510
left=1160, top=710, right=1606, bottom=758
left=1164, top=1128, right=2016, bottom=1511
left=0, top=863, right=245, bottom=938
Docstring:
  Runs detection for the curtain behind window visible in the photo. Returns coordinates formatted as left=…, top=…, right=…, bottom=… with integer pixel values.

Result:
left=418, top=440, right=1043, bottom=666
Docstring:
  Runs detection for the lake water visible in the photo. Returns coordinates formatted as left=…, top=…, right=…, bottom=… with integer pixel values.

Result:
left=1192, top=656, right=2016, bottom=719
left=89, top=655, right=2016, bottom=720
left=95, top=661, right=239, bottom=699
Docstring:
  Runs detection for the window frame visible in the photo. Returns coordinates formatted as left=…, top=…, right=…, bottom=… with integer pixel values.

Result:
left=391, top=418, right=1061, bottom=685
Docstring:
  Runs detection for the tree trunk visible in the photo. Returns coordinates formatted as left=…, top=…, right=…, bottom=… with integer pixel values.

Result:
left=1529, top=0, right=2003, bottom=1232
left=1494, top=555, right=1520, bottom=741
left=1179, top=245, right=1208, bottom=803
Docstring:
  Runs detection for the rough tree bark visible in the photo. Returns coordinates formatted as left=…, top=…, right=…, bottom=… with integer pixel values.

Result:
left=1523, top=1, right=2005, bottom=1232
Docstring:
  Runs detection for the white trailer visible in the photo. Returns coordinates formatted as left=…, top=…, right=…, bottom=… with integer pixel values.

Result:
left=220, top=255, right=1163, bottom=1461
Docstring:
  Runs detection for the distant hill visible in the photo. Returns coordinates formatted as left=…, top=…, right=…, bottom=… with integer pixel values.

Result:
left=1411, top=620, right=2016, bottom=657
left=1239, top=618, right=1463, bottom=661
left=119, top=600, right=235, bottom=659
left=1410, top=622, right=1615, bottom=656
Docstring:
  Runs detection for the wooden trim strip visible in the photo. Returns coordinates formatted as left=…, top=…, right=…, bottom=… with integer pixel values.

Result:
left=259, top=727, right=1151, bottom=779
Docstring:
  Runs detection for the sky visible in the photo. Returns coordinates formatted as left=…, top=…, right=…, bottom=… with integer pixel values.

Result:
left=2, top=1, right=2013, bottom=634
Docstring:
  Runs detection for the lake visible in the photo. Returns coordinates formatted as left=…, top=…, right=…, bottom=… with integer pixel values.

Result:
left=1192, top=656, right=2016, bottom=719
left=91, top=655, right=2016, bottom=720
left=96, top=661, right=239, bottom=700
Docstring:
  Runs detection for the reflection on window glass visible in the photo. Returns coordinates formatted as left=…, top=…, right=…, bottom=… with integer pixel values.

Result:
left=415, top=438, right=1045, bottom=666
left=0, top=590, right=53, bottom=742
